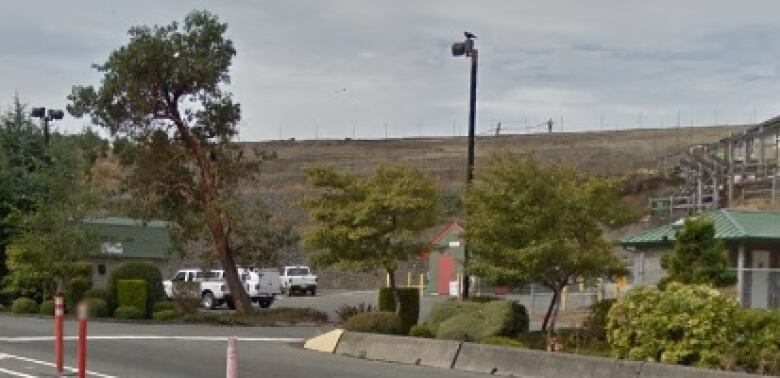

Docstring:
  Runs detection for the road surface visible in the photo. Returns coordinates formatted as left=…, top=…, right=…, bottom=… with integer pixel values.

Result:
left=0, top=315, right=487, bottom=377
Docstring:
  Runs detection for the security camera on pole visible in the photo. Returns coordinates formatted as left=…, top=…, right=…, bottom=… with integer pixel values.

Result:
left=451, top=31, right=478, bottom=299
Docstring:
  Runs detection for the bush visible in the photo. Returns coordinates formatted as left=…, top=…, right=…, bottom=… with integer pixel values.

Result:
left=117, top=280, right=147, bottom=316
left=607, top=283, right=740, bottom=369
left=468, top=295, right=502, bottom=303
left=39, top=300, right=55, bottom=315
left=114, top=305, right=144, bottom=320
left=86, top=298, right=109, bottom=318
left=582, top=299, right=615, bottom=343
left=409, top=324, right=434, bottom=338
left=733, top=309, right=780, bottom=374
left=378, top=288, right=420, bottom=334
left=343, top=312, right=402, bottom=335
left=11, top=297, right=39, bottom=314
left=427, top=301, right=480, bottom=334
left=108, top=261, right=164, bottom=317
left=83, top=288, right=109, bottom=302
left=153, top=309, right=178, bottom=321
left=335, top=302, right=373, bottom=324
left=481, top=336, right=527, bottom=348
left=66, top=277, right=92, bottom=310
left=434, top=300, right=529, bottom=341
left=153, top=300, right=176, bottom=313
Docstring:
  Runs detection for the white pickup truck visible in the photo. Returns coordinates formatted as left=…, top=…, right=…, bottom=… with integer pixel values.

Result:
left=164, top=268, right=281, bottom=309
left=280, top=265, right=318, bottom=296
left=164, top=269, right=231, bottom=309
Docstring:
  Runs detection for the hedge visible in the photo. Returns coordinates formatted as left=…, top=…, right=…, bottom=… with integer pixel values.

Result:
left=426, top=300, right=480, bottom=334
left=117, top=280, right=147, bottom=316
left=86, top=298, right=109, bottom=318
left=83, top=288, right=109, bottom=302
left=107, top=261, right=164, bottom=316
left=378, top=287, right=420, bottom=334
left=153, top=300, right=176, bottom=313
left=434, top=300, right=529, bottom=341
left=153, top=310, right=178, bottom=321
left=39, top=300, right=55, bottom=316
left=11, top=297, right=39, bottom=314
left=343, top=312, right=403, bottom=335
left=114, top=306, right=144, bottom=320
left=409, top=324, right=433, bottom=338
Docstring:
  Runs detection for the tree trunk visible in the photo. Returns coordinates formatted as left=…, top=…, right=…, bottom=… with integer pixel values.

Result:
left=387, top=269, right=401, bottom=315
left=548, top=285, right=562, bottom=334
left=541, top=288, right=559, bottom=332
left=208, top=217, right=253, bottom=313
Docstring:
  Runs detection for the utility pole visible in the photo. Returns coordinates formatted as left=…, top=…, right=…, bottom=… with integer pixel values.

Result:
left=452, top=31, right=478, bottom=299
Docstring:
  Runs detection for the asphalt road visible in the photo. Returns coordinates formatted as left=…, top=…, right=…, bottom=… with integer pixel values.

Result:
left=0, top=315, right=488, bottom=377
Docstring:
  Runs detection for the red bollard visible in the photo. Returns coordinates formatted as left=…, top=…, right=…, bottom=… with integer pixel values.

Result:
left=226, top=337, right=238, bottom=378
left=77, top=301, right=88, bottom=378
left=54, top=294, right=64, bottom=374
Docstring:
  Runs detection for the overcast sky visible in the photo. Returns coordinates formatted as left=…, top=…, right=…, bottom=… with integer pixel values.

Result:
left=3, top=1, right=780, bottom=141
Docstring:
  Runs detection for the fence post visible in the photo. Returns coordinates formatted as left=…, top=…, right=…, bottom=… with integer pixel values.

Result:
left=77, top=301, right=88, bottom=378
left=54, top=293, right=64, bottom=374
left=418, top=273, right=424, bottom=297
left=226, top=337, right=238, bottom=378
left=561, top=286, right=568, bottom=312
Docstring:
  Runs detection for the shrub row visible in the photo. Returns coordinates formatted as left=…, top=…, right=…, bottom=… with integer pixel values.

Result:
left=378, top=288, right=419, bottom=334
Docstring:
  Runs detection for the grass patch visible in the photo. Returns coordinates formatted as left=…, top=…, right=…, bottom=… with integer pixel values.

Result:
left=179, top=307, right=329, bottom=326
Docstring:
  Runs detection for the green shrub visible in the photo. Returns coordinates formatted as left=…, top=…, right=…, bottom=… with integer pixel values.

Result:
left=39, top=300, right=55, bottom=315
left=114, top=305, right=144, bottom=320
left=83, top=288, right=109, bottom=302
left=343, top=312, right=403, bottom=335
left=86, top=298, right=109, bottom=318
left=409, top=324, right=433, bottom=338
left=607, top=283, right=740, bottom=369
left=335, top=302, right=374, bottom=324
left=427, top=300, right=480, bottom=334
left=582, top=299, right=615, bottom=343
left=117, top=280, right=147, bottom=316
left=107, top=261, right=164, bottom=316
left=11, top=297, right=39, bottom=314
left=153, top=309, right=178, bottom=321
left=468, top=295, right=502, bottom=303
left=71, top=261, right=93, bottom=279
left=733, top=309, right=780, bottom=374
left=66, top=277, right=92, bottom=310
left=481, top=336, right=527, bottom=348
left=378, top=288, right=420, bottom=334
left=434, top=300, right=528, bottom=341
left=153, top=300, right=175, bottom=313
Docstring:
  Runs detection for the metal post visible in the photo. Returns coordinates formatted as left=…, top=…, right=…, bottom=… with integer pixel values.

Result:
left=737, top=244, right=745, bottom=304
left=54, top=294, right=64, bottom=374
left=77, top=301, right=88, bottom=378
left=226, top=337, right=238, bottom=378
left=43, top=117, right=50, bottom=146
left=462, top=47, right=478, bottom=300
left=728, top=140, right=735, bottom=207
left=697, top=162, right=703, bottom=212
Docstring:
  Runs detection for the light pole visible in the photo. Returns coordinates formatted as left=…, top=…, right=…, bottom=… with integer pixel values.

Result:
left=452, top=31, right=478, bottom=299
left=30, top=107, right=64, bottom=145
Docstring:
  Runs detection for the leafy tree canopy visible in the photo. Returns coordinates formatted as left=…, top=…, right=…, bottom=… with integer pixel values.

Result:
left=464, top=153, right=630, bottom=331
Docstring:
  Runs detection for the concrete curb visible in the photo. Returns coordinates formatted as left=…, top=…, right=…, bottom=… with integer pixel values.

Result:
left=309, top=331, right=763, bottom=378
left=334, top=332, right=460, bottom=369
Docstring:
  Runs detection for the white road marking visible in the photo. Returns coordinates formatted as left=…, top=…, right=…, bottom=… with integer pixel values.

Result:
left=0, top=351, right=115, bottom=378
left=0, top=335, right=303, bottom=343
left=0, top=366, right=36, bottom=378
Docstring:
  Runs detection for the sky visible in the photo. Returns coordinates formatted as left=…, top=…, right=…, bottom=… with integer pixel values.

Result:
left=2, top=1, right=780, bottom=141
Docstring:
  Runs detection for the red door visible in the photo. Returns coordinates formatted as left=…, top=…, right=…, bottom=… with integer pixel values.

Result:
left=438, top=254, right=456, bottom=295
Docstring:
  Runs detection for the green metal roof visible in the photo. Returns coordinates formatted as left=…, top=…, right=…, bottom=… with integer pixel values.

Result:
left=82, top=217, right=172, bottom=260
left=619, top=209, right=780, bottom=247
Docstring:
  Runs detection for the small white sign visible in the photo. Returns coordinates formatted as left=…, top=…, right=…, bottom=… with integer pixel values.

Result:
left=102, top=242, right=123, bottom=255
left=448, top=241, right=461, bottom=247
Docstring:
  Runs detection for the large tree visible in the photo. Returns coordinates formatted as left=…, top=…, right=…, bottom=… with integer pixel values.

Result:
left=660, top=218, right=736, bottom=288
left=303, top=164, right=439, bottom=312
left=67, top=10, right=262, bottom=312
left=463, top=153, right=631, bottom=332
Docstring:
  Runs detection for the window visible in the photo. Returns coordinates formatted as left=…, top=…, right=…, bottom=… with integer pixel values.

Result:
left=287, top=268, right=309, bottom=276
left=97, top=264, right=106, bottom=275
left=172, top=272, right=186, bottom=282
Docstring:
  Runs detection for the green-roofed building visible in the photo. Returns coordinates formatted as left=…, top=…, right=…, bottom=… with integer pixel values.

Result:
left=619, top=209, right=780, bottom=309
left=82, top=217, right=172, bottom=289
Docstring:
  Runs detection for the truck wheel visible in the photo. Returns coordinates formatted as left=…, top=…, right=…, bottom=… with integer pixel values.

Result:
left=226, top=298, right=235, bottom=310
left=259, top=298, right=272, bottom=309
left=309, top=288, right=317, bottom=296
left=202, top=292, right=216, bottom=309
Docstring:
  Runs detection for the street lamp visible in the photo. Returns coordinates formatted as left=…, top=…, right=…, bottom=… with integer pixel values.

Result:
left=30, top=107, right=64, bottom=145
left=452, top=31, right=478, bottom=299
